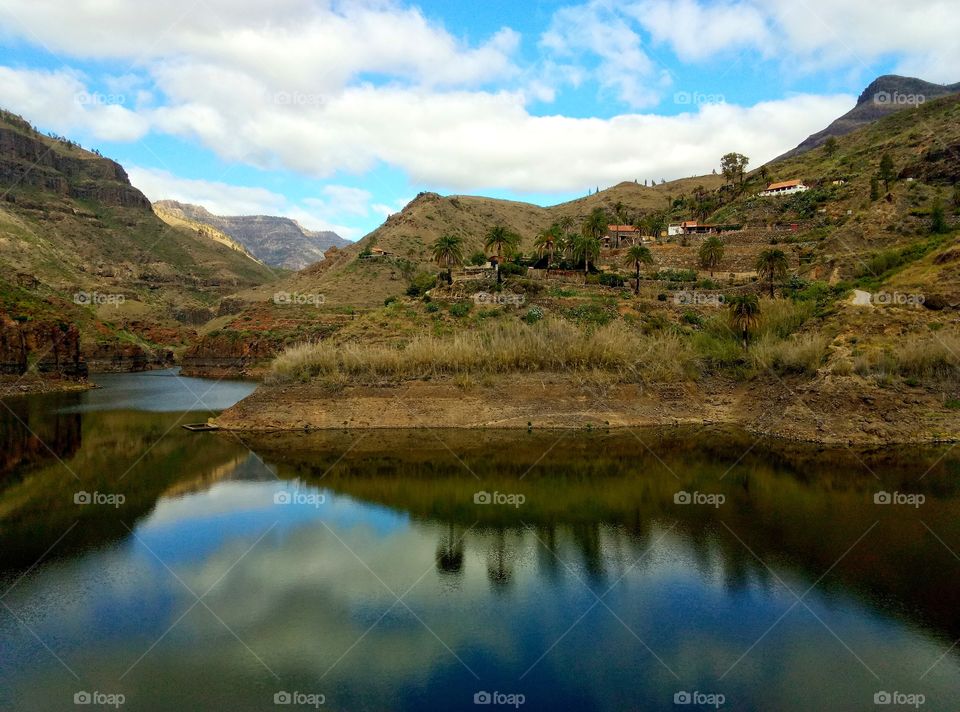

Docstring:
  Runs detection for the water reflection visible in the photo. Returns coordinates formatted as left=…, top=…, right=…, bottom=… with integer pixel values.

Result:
left=1, top=385, right=960, bottom=711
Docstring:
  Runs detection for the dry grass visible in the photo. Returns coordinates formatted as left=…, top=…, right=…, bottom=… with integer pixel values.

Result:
left=271, top=319, right=698, bottom=384
left=854, top=333, right=960, bottom=380
left=750, top=333, right=830, bottom=375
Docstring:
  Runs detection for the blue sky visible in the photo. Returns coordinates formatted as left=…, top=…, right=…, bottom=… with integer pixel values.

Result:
left=0, top=0, right=956, bottom=240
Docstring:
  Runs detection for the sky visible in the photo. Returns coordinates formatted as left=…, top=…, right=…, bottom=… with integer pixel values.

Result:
left=0, top=0, right=957, bottom=241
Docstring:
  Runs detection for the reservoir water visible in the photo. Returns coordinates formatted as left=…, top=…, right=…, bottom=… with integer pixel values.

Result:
left=1, top=370, right=958, bottom=710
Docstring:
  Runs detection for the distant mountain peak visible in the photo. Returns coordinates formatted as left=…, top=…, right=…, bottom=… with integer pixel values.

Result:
left=778, top=75, right=960, bottom=160
left=151, top=200, right=349, bottom=270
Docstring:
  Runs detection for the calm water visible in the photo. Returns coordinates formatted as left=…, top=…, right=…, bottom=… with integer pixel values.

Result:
left=1, top=371, right=959, bottom=711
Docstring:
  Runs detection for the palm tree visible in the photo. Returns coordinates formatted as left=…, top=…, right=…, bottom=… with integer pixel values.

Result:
left=534, top=224, right=559, bottom=274
left=484, top=225, right=519, bottom=284
left=756, top=248, right=789, bottom=298
left=576, top=207, right=608, bottom=278
left=624, top=245, right=654, bottom=295
left=572, top=233, right=601, bottom=278
left=699, top=236, right=725, bottom=278
left=729, top=294, right=761, bottom=349
left=431, top=234, right=464, bottom=285
left=614, top=201, right=630, bottom=247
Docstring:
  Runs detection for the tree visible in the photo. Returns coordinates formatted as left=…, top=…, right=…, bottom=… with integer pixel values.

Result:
left=870, top=177, right=880, bottom=201
left=576, top=208, right=607, bottom=278
left=645, top=212, right=667, bottom=243
left=573, top=233, right=601, bottom=278
left=431, top=234, right=464, bottom=285
left=624, top=245, right=654, bottom=295
left=824, top=136, right=839, bottom=156
left=879, top=153, right=896, bottom=192
left=534, top=224, right=560, bottom=273
left=484, top=225, right=520, bottom=284
left=614, top=202, right=631, bottom=247
left=756, top=248, right=789, bottom=298
left=729, top=294, right=761, bottom=349
left=721, top=153, right=749, bottom=186
left=931, top=197, right=949, bottom=234
left=699, top=236, right=725, bottom=278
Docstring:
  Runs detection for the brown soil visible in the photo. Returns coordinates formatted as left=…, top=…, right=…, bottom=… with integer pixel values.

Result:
left=213, top=372, right=960, bottom=445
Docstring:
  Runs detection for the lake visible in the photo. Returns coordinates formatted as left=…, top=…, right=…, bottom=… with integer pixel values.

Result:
left=1, top=370, right=958, bottom=711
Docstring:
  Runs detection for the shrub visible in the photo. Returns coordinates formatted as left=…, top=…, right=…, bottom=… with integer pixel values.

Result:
left=449, top=302, right=472, bottom=317
left=523, top=306, right=544, bottom=324
left=406, top=271, right=438, bottom=297
left=750, top=334, right=829, bottom=375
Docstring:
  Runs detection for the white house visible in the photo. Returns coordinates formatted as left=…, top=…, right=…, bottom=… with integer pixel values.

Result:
left=758, top=179, right=809, bottom=197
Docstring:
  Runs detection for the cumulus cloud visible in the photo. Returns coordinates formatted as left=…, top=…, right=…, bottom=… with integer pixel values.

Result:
left=0, top=67, right=148, bottom=142
left=540, top=0, right=670, bottom=108
left=628, top=0, right=960, bottom=81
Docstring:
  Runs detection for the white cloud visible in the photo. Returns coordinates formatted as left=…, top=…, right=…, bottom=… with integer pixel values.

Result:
left=0, top=66, right=148, bottom=142
left=628, top=0, right=960, bottom=81
left=540, top=0, right=669, bottom=108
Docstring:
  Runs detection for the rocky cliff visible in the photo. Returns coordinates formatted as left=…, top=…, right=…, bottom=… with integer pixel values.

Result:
left=779, top=75, right=960, bottom=159
left=154, top=200, right=349, bottom=270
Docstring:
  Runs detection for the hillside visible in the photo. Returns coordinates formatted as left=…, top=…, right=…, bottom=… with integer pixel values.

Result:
left=153, top=200, right=349, bottom=270
left=183, top=82, right=960, bottom=388
left=779, top=75, right=960, bottom=158
left=0, top=109, right=276, bottom=380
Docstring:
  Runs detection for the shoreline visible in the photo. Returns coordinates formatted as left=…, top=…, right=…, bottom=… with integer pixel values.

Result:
left=212, top=373, right=960, bottom=446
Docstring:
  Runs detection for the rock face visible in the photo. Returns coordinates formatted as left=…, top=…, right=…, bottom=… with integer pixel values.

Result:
left=0, top=315, right=87, bottom=378
left=0, top=113, right=151, bottom=210
left=779, top=75, right=960, bottom=159
left=180, top=333, right=279, bottom=378
left=153, top=201, right=349, bottom=270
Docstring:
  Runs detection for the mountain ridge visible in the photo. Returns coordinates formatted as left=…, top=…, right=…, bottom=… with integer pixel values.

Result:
left=778, top=74, right=960, bottom=159
left=153, top=200, right=350, bottom=270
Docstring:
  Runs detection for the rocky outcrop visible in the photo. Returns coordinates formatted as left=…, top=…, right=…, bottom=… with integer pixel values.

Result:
left=180, top=333, right=279, bottom=377
left=779, top=75, right=960, bottom=159
left=153, top=200, right=349, bottom=270
left=0, top=315, right=87, bottom=378
left=0, top=115, right=151, bottom=210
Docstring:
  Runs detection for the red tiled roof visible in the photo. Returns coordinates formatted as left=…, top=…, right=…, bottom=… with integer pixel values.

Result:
left=765, top=179, right=804, bottom=191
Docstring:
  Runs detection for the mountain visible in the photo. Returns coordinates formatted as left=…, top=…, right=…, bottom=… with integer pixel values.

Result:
left=0, top=108, right=276, bottom=376
left=779, top=75, right=960, bottom=159
left=152, top=200, right=349, bottom=270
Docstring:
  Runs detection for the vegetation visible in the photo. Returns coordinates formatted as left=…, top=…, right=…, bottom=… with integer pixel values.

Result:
left=756, top=249, right=789, bottom=298
left=698, top=237, right=724, bottom=277
left=484, top=225, right=520, bottom=284
left=431, top=234, right=464, bottom=285
left=623, top=245, right=654, bottom=295
left=728, top=294, right=761, bottom=348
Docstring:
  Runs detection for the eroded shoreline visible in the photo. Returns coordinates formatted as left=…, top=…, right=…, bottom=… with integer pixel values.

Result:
left=212, top=373, right=960, bottom=446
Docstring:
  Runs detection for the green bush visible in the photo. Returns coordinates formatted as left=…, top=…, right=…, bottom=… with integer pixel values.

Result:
left=406, top=271, right=438, bottom=297
left=449, top=302, right=472, bottom=317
